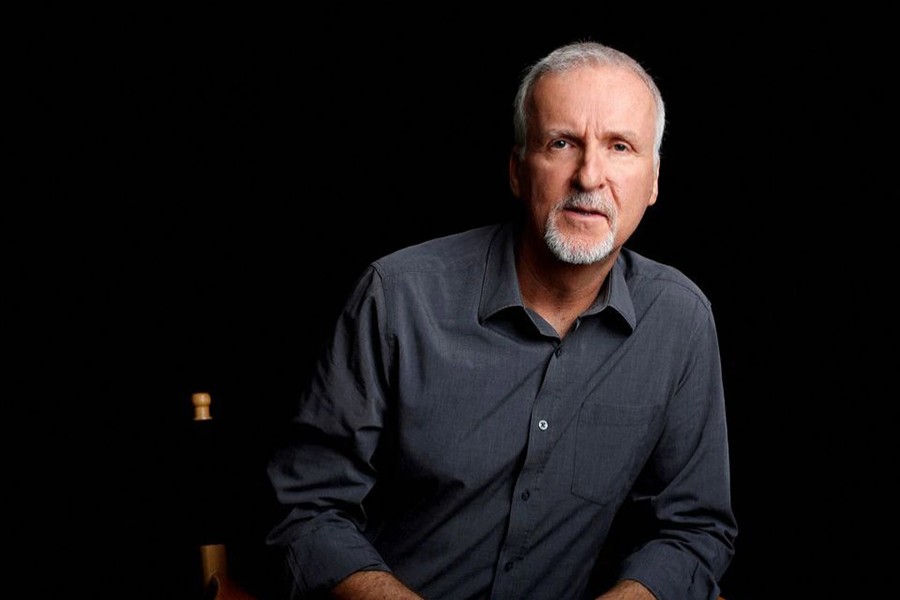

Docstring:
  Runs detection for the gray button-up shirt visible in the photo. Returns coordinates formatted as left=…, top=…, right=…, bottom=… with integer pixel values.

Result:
left=267, top=222, right=737, bottom=599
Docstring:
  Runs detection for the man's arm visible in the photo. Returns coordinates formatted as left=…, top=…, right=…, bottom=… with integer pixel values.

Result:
left=596, top=579, right=655, bottom=599
left=331, top=571, right=424, bottom=600
left=614, top=302, right=737, bottom=599
left=267, top=266, right=397, bottom=597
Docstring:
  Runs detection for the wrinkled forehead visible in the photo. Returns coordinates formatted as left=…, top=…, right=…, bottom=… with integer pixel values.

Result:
left=531, top=63, right=654, bottom=108
left=528, top=64, right=658, bottom=132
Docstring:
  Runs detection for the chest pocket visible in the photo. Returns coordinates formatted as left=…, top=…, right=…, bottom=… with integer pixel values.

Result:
left=571, top=402, right=660, bottom=505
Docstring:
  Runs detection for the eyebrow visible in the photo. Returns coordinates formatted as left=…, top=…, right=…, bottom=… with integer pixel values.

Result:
left=541, top=127, right=643, bottom=145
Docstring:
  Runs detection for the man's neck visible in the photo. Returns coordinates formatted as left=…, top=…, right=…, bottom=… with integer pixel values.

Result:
left=515, top=243, right=617, bottom=337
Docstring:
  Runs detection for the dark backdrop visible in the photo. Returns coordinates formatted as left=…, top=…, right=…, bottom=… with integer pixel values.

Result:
left=15, top=8, right=896, bottom=599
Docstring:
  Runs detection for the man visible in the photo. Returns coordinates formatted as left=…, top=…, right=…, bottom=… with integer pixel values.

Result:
left=267, top=40, right=737, bottom=599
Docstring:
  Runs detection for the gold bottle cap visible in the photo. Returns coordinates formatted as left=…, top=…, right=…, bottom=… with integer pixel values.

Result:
left=192, top=392, right=213, bottom=421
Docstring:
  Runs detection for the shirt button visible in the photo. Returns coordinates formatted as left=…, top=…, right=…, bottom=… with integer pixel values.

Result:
left=521, top=489, right=530, bottom=501
left=504, top=561, right=514, bottom=572
left=555, top=347, right=563, bottom=357
left=538, top=419, right=548, bottom=430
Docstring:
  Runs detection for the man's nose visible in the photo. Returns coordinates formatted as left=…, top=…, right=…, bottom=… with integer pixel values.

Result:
left=572, top=146, right=605, bottom=190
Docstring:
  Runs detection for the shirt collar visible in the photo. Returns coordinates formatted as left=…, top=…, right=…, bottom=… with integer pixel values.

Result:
left=478, top=222, right=636, bottom=332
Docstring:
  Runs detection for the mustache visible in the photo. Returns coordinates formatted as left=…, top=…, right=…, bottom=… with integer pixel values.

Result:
left=561, top=191, right=613, bottom=214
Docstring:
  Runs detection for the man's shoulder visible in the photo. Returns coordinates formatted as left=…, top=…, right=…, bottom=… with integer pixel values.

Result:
left=619, top=247, right=711, bottom=308
left=374, top=223, right=504, bottom=274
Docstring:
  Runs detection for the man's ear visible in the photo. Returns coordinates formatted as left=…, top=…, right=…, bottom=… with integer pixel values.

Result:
left=509, top=149, right=522, bottom=198
left=648, top=162, right=660, bottom=206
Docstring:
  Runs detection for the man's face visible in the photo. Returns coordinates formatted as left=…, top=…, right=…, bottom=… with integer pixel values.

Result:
left=510, top=64, right=660, bottom=265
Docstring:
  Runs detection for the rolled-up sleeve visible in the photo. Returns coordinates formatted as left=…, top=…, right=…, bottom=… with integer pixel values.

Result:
left=617, top=302, right=737, bottom=599
left=266, top=265, right=393, bottom=597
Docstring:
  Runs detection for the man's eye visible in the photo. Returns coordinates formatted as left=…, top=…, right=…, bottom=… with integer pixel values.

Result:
left=550, top=140, right=569, bottom=149
left=612, top=142, right=629, bottom=152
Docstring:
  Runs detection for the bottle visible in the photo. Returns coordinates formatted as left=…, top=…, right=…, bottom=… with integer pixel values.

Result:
left=190, top=392, right=229, bottom=592
left=185, top=391, right=258, bottom=600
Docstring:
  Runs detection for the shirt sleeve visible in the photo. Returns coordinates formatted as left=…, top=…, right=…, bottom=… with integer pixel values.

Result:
left=616, top=301, right=738, bottom=600
left=266, top=265, right=394, bottom=598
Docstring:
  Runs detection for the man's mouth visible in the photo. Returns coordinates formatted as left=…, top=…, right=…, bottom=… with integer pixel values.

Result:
left=567, top=205, right=605, bottom=216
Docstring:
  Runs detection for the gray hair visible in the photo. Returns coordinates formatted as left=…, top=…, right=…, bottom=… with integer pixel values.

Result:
left=512, top=41, right=666, bottom=165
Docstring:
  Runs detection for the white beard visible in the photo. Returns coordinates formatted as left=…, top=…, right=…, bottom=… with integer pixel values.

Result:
left=544, top=191, right=618, bottom=265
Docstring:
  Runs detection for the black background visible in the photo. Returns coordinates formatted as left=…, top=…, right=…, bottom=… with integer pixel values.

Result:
left=13, top=7, right=897, bottom=599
